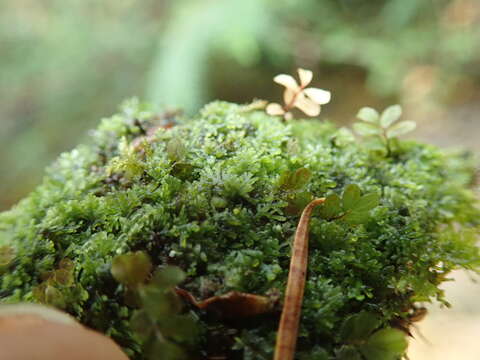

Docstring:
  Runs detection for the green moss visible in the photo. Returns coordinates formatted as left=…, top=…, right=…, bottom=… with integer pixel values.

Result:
left=1, top=100, right=479, bottom=359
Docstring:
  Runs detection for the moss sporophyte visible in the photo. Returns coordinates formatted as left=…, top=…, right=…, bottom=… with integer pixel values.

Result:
left=0, top=70, right=479, bottom=359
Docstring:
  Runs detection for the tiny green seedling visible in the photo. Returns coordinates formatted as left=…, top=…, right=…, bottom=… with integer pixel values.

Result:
left=353, top=105, right=416, bottom=155
left=111, top=253, right=199, bottom=360
left=319, top=184, right=380, bottom=224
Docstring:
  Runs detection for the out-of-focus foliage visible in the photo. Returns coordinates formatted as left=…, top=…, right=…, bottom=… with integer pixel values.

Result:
left=1, top=101, right=478, bottom=359
left=0, top=0, right=169, bottom=209
left=2, top=0, right=480, bottom=209
left=149, top=0, right=480, bottom=110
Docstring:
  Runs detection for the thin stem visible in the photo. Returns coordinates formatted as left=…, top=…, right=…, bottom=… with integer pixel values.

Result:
left=274, top=198, right=325, bottom=360
left=381, top=129, right=391, bottom=157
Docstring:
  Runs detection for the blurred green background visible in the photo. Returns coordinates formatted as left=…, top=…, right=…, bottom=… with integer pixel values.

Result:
left=1, top=1, right=479, bottom=358
left=2, top=0, right=480, bottom=210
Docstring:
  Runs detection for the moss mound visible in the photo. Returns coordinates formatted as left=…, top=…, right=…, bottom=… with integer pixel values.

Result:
left=1, top=100, right=479, bottom=359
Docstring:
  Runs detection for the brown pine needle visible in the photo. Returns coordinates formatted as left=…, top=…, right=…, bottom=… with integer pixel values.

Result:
left=274, top=198, right=325, bottom=360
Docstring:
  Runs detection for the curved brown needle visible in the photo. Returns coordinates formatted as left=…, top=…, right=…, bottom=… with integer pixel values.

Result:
left=274, top=198, right=325, bottom=360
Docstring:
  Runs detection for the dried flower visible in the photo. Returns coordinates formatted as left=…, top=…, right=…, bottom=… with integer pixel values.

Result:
left=266, top=68, right=331, bottom=120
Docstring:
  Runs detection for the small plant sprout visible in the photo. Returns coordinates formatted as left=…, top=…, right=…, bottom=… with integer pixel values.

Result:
left=353, top=105, right=416, bottom=155
left=266, top=68, right=331, bottom=120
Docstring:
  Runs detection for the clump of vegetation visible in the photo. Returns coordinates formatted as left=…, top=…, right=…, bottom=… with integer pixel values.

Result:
left=0, top=93, right=479, bottom=359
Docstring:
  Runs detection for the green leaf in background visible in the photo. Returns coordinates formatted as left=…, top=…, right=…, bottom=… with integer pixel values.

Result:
left=380, top=105, right=402, bottom=128
left=359, top=328, right=408, bottom=360
left=339, top=312, right=382, bottom=343
left=319, top=193, right=343, bottom=220
left=386, top=121, right=417, bottom=138
left=111, top=251, right=153, bottom=288
left=342, top=184, right=362, bottom=211
left=353, top=122, right=382, bottom=137
left=147, top=0, right=270, bottom=114
left=356, top=107, right=380, bottom=124
left=335, top=346, right=363, bottom=360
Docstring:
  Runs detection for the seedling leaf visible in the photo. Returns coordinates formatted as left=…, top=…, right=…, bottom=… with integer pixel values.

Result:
left=152, top=266, right=186, bottom=289
left=343, top=210, right=370, bottom=225
left=111, top=251, right=153, bottom=288
left=319, top=193, right=342, bottom=220
left=353, top=122, right=382, bottom=137
left=357, top=107, right=380, bottom=124
left=342, top=184, right=361, bottom=211
left=353, top=193, right=380, bottom=212
left=380, top=105, right=402, bottom=128
left=386, top=121, right=416, bottom=138
left=339, top=312, right=382, bottom=343
left=280, top=168, right=312, bottom=192
left=292, top=168, right=312, bottom=190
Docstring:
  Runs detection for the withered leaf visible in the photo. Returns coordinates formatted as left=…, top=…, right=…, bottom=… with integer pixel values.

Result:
left=175, top=288, right=277, bottom=319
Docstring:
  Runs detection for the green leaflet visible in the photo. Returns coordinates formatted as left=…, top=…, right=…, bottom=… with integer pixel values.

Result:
left=359, top=329, right=408, bottom=360
left=111, top=251, right=153, bottom=288
left=319, top=184, right=380, bottom=225
left=339, top=312, right=382, bottom=343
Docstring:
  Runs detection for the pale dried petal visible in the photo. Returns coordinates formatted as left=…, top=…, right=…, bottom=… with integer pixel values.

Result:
left=283, top=88, right=296, bottom=105
left=274, top=74, right=300, bottom=92
left=294, top=94, right=321, bottom=117
left=266, top=103, right=286, bottom=116
left=303, top=88, right=331, bottom=105
left=298, top=68, right=313, bottom=87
